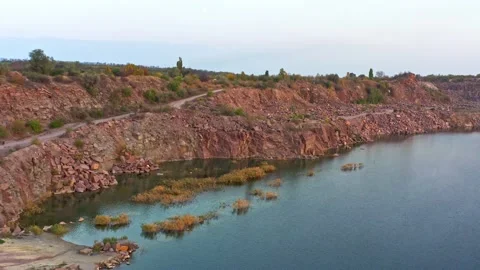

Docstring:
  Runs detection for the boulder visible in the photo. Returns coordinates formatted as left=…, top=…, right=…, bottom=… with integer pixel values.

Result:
left=79, top=248, right=93, bottom=255
left=78, top=217, right=85, bottom=222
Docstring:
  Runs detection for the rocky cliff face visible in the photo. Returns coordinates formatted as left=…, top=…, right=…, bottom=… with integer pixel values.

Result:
left=1, top=76, right=480, bottom=227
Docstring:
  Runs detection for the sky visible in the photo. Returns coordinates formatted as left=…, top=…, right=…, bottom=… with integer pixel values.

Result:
left=1, top=0, right=479, bottom=75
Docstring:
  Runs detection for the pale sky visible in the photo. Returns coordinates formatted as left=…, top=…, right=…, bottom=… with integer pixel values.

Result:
left=1, top=0, right=479, bottom=75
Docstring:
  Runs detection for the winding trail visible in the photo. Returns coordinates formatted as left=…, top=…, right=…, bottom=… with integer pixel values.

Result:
left=339, top=109, right=394, bottom=121
left=0, top=89, right=223, bottom=156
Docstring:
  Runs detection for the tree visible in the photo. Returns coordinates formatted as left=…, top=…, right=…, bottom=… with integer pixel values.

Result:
left=29, top=49, right=54, bottom=74
left=279, top=68, right=287, bottom=79
left=376, top=71, right=385, bottom=78
left=368, top=68, right=374, bottom=80
left=176, top=57, right=183, bottom=76
left=265, top=70, right=269, bottom=77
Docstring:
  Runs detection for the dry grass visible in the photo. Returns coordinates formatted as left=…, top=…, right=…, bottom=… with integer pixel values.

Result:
left=307, top=170, right=315, bottom=176
left=94, top=213, right=130, bottom=226
left=141, top=212, right=218, bottom=235
left=94, top=215, right=111, bottom=226
left=259, top=163, right=276, bottom=173
left=250, top=189, right=264, bottom=197
left=267, top=178, right=282, bottom=187
left=132, top=165, right=276, bottom=206
left=264, top=192, right=278, bottom=200
left=232, top=199, right=250, bottom=211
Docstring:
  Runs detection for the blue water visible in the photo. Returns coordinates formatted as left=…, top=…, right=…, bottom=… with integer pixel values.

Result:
left=31, top=133, right=480, bottom=269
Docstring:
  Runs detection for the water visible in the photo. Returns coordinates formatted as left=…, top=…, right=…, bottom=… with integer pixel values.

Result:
left=26, top=133, right=480, bottom=269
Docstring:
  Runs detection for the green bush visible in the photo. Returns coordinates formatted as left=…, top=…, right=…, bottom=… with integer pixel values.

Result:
left=176, top=89, right=186, bottom=98
left=26, top=120, right=43, bottom=134
left=49, top=119, right=65, bottom=128
left=112, top=67, right=122, bottom=76
left=81, top=73, right=99, bottom=95
left=218, top=105, right=246, bottom=117
left=207, top=90, right=214, bottom=97
left=357, top=88, right=384, bottom=104
left=121, top=87, right=133, bottom=97
left=167, top=76, right=182, bottom=92
left=28, top=225, right=43, bottom=235
left=50, top=68, right=64, bottom=76
left=23, top=72, right=51, bottom=84
left=0, top=126, right=7, bottom=138
left=144, top=89, right=158, bottom=102
left=70, top=107, right=89, bottom=120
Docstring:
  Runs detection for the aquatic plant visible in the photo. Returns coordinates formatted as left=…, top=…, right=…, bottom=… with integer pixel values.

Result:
left=264, top=192, right=278, bottom=200
left=232, top=199, right=250, bottom=213
left=307, top=170, right=315, bottom=176
left=141, top=212, right=218, bottom=235
left=132, top=164, right=276, bottom=206
left=250, top=189, right=264, bottom=197
left=267, top=178, right=282, bottom=187
left=94, top=213, right=130, bottom=227
left=341, top=163, right=364, bottom=171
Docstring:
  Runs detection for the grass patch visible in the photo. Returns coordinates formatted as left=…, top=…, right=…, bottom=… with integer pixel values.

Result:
left=50, top=224, right=68, bottom=236
left=28, top=225, right=43, bottom=235
left=74, top=139, right=84, bottom=149
left=121, top=87, right=133, bottom=97
left=250, top=189, right=264, bottom=197
left=217, top=104, right=246, bottom=117
left=132, top=165, right=276, bottom=205
left=94, top=213, right=130, bottom=227
left=141, top=212, right=218, bottom=236
left=9, top=120, right=26, bottom=136
left=0, top=239, right=4, bottom=244
left=0, top=126, right=8, bottom=138
left=49, top=119, right=65, bottom=128
left=26, top=120, right=43, bottom=134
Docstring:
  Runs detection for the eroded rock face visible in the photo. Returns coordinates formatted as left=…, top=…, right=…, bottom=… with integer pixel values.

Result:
left=1, top=79, right=480, bottom=227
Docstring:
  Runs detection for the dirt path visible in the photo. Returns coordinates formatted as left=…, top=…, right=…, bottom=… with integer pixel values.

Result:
left=339, top=109, right=394, bottom=121
left=0, top=234, right=112, bottom=270
left=0, top=89, right=223, bottom=156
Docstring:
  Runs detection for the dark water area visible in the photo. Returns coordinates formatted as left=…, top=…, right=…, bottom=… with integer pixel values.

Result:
left=26, top=133, right=480, bottom=269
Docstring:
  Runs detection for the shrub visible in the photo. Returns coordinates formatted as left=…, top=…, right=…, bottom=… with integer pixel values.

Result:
left=26, top=120, right=43, bottom=134
left=176, top=89, right=186, bottom=98
left=70, top=107, right=89, bottom=120
left=53, top=75, right=73, bottom=84
left=112, top=67, right=122, bottom=76
left=0, top=239, right=5, bottom=244
left=250, top=189, right=264, bottom=197
left=142, top=223, right=159, bottom=233
left=121, top=87, right=132, bottom=97
left=326, top=74, right=340, bottom=83
left=94, top=215, right=111, bottom=226
left=49, top=119, right=64, bottom=128
left=80, top=73, right=99, bottom=94
left=28, top=225, right=43, bottom=235
left=0, top=63, right=10, bottom=75
left=143, top=89, right=158, bottom=102
left=167, top=76, right=182, bottom=92
left=74, top=139, right=84, bottom=149
left=307, top=170, right=315, bottom=176
left=88, top=108, right=104, bottom=118
left=50, top=224, right=68, bottom=236
left=357, top=88, right=384, bottom=104
left=86, top=87, right=99, bottom=97
left=10, top=120, right=26, bottom=136
left=50, top=68, right=64, bottom=76
left=207, top=90, right=214, bottom=97
left=0, top=126, right=8, bottom=138
left=217, top=104, right=246, bottom=117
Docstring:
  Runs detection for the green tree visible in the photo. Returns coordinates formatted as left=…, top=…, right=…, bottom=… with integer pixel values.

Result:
left=368, top=68, right=374, bottom=80
left=176, top=57, right=183, bottom=76
left=29, top=49, right=54, bottom=74
left=265, top=70, right=269, bottom=77
left=279, top=68, right=287, bottom=79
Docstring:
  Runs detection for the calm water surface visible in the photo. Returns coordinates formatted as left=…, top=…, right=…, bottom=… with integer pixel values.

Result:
left=27, top=133, right=480, bottom=269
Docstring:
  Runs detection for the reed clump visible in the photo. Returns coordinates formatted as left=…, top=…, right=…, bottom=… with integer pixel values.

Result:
left=132, top=165, right=276, bottom=206
left=141, top=212, right=218, bottom=235
left=267, top=178, right=282, bottom=187
left=94, top=213, right=130, bottom=227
